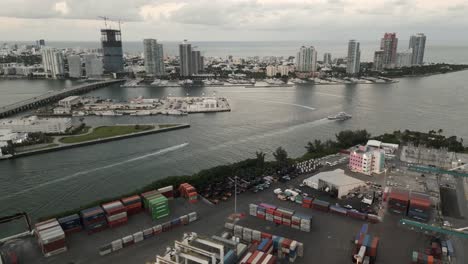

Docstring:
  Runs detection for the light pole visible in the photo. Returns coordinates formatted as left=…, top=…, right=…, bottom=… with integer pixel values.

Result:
left=234, top=176, right=237, bottom=215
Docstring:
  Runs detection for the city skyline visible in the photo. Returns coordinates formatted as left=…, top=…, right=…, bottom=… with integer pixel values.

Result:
left=0, top=1, right=466, bottom=43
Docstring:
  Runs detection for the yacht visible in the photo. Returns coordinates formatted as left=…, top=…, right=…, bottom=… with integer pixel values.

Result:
left=151, top=79, right=169, bottom=87
left=178, top=79, right=193, bottom=86
left=327, top=112, right=352, bottom=121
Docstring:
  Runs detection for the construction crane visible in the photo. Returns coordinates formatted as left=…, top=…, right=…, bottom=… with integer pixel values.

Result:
left=98, top=16, right=109, bottom=29
left=98, top=16, right=123, bottom=31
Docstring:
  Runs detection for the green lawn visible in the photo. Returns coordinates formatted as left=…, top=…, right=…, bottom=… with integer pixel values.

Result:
left=159, top=124, right=178, bottom=129
left=59, top=125, right=155, bottom=144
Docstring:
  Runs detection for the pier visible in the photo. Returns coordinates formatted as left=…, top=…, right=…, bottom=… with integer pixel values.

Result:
left=0, top=79, right=124, bottom=118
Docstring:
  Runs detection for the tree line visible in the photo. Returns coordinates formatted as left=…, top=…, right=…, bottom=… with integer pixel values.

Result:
left=38, top=128, right=467, bottom=221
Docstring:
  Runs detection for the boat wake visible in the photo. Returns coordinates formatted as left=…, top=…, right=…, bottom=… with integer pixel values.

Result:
left=238, top=98, right=316, bottom=111
left=0, top=143, right=189, bottom=201
left=208, top=118, right=331, bottom=151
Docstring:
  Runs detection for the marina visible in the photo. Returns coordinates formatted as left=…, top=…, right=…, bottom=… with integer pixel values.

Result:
left=68, top=96, right=231, bottom=117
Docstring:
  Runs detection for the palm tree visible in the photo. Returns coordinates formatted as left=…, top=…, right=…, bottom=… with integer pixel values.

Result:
left=273, top=147, right=289, bottom=168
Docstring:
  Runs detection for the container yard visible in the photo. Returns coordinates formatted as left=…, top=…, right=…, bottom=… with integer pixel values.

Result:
left=249, top=203, right=312, bottom=232
left=50, top=96, right=231, bottom=117
left=1, top=161, right=467, bottom=264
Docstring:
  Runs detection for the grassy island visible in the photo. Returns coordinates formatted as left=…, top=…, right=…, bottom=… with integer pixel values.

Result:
left=59, top=125, right=155, bottom=144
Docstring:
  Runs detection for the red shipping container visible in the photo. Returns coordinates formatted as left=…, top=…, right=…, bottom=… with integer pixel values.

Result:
left=64, top=226, right=82, bottom=234
left=42, top=239, right=66, bottom=253
left=261, top=232, right=272, bottom=239
left=369, top=237, right=379, bottom=257
left=108, top=217, right=128, bottom=228
left=246, top=251, right=259, bottom=264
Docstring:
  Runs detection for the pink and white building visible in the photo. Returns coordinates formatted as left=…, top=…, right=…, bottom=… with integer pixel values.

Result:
left=349, top=146, right=385, bottom=175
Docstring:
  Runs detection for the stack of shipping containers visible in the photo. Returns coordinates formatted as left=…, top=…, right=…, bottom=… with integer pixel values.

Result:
left=102, top=200, right=128, bottom=228
left=158, top=186, right=174, bottom=200
left=35, top=219, right=67, bottom=257
left=148, top=194, right=170, bottom=220
left=121, top=195, right=142, bottom=215
left=353, top=224, right=380, bottom=264
left=57, top=214, right=82, bottom=234
left=388, top=188, right=410, bottom=215
left=249, top=203, right=311, bottom=232
left=311, top=199, right=330, bottom=212
left=80, top=206, right=107, bottom=234
left=179, top=183, right=198, bottom=203
left=408, top=192, right=431, bottom=222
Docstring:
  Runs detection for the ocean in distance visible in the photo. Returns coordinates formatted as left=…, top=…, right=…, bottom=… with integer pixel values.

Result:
left=5, top=40, right=468, bottom=63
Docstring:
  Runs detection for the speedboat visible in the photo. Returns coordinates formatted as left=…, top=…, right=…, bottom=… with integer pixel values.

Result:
left=327, top=112, right=352, bottom=120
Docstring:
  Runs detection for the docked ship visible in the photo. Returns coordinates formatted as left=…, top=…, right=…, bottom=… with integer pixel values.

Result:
left=150, top=79, right=169, bottom=87
left=327, top=112, right=352, bottom=120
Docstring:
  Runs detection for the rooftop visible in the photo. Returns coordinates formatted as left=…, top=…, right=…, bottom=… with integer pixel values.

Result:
left=305, top=169, right=365, bottom=187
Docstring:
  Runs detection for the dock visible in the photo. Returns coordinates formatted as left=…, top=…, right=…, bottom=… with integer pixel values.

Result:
left=0, top=79, right=124, bottom=118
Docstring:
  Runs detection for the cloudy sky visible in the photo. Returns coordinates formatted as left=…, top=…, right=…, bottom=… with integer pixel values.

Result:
left=0, top=0, right=467, bottom=43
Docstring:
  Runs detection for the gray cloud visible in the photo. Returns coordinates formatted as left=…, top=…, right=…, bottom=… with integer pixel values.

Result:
left=0, top=0, right=466, bottom=42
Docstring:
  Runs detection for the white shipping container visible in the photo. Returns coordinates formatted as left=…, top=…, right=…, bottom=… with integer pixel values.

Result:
left=99, top=248, right=112, bottom=256
left=143, top=228, right=153, bottom=236
left=133, top=231, right=144, bottom=243
left=252, top=230, right=261, bottom=241
left=111, top=239, right=123, bottom=251
left=43, top=247, right=67, bottom=257
left=153, top=225, right=162, bottom=233
left=296, top=242, right=304, bottom=257
left=39, top=228, right=65, bottom=244
left=188, top=212, right=197, bottom=222
left=225, top=222, right=234, bottom=230
left=158, top=186, right=173, bottom=193
left=107, top=211, right=127, bottom=222
left=122, top=235, right=133, bottom=243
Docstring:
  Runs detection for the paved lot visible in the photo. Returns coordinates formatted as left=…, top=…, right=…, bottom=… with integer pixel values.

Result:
left=3, top=169, right=463, bottom=264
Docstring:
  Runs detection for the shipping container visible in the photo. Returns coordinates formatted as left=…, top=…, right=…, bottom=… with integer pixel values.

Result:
left=330, top=205, right=348, bottom=216
left=348, top=210, right=367, bottom=220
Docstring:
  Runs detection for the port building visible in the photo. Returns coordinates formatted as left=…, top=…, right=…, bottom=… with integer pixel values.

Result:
left=349, top=146, right=385, bottom=175
left=0, top=116, right=72, bottom=134
left=302, top=169, right=366, bottom=198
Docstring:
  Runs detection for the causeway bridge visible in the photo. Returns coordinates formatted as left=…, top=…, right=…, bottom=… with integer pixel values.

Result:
left=0, top=79, right=124, bottom=118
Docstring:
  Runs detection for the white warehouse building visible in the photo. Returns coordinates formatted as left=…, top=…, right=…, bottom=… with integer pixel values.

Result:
left=0, top=116, right=72, bottom=134
left=302, top=169, right=366, bottom=198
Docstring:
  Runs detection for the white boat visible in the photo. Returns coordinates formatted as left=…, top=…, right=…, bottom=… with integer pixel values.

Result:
left=327, top=112, right=352, bottom=120
left=265, top=78, right=284, bottom=85
left=151, top=79, right=168, bottom=86
left=179, top=79, right=193, bottom=86
left=290, top=78, right=307, bottom=84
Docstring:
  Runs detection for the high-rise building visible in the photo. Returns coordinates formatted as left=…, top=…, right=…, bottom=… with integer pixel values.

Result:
left=380, top=33, right=398, bottom=68
left=41, top=47, right=65, bottom=79
left=296, top=46, right=317, bottom=73
left=191, top=50, right=201, bottom=74
left=373, top=51, right=385, bottom=71
left=143, top=39, right=165, bottom=76
left=36, top=39, right=45, bottom=47
left=396, top=49, right=413, bottom=68
left=179, top=40, right=192, bottom=77
left=409, top=33, right=426, bottom=65
left=277, top=65, right=290, bottom=76
left=101, top=29, right=124, bottom=73
left=265, top=65, right=278, bottom=77
left=67, top=55, right=82, bottom=78
left=323, top=53, right=332, bottom=66
left=84, top=54, right=103, bottom=78
left=346, top=40, right=361, bottom=75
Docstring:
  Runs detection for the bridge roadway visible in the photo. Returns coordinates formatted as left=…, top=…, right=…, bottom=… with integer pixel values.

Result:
left=0, top=79, right=124, bottom=118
